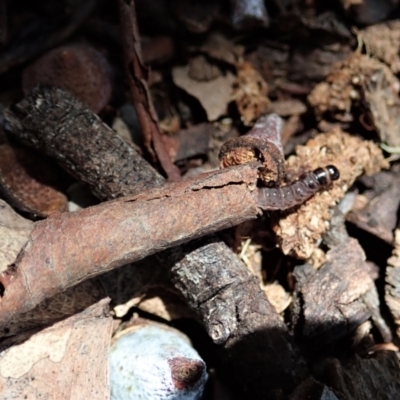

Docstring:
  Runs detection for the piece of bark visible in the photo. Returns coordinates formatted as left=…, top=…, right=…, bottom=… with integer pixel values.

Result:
left=0, top=164, right=260, bottom=336
left=219, top=113, right=285, bottom=185
left=0, top=298, right=113, bottom=399
left=5, top=86, right=165, bottom=200
left=162, top=236, right=303, bottom=398
left=289, top=377, right=340, bottom=400
left=385, top=229, right=400, bottom=339
left=346, top=170, right=400, bottom=244
left=118, top=0, right=181, bottom=181
left=299, top=239, right=375, bottom=345
left=0, top=142, right=68, bottom=217
left=319, top=352, right=400, bottom=400
left=22, top=43, right=112, bottom=114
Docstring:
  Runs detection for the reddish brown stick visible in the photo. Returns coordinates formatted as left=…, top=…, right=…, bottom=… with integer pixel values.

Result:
left=118, top=0, right=181, bottom=181
left=219, top=113, right=286, bottom=185
left=0, top=164, right=259, bottom=336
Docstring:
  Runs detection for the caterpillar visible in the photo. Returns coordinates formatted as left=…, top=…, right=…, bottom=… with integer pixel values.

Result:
left=255, top=165, right=339, bottom=210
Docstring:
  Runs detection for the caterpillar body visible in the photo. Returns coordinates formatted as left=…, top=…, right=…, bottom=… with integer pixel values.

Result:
left=255, top=165, right=339, bottom=210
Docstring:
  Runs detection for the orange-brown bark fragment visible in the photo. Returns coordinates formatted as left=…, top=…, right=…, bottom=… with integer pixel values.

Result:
left=22, top=44, right=112, bottom=113
left=219, top=137, right=284, bottom=185
left=0, top=143, right=68, bottom=217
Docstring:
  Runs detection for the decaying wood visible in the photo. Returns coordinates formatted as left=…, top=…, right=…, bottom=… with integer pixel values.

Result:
left=5, top=86, right=165, bottom=200
left=386, top=229, right=400, bottom=339
left=319, top=352, right=400, bottom=400
left=219, top=113, right=285, bottom=185
left=289, top=377, right=339, bottom=400
left=163, top=236, right=303, bottom=398
left=347, top=170, right=400, bottom=244
left=293, top=239, right=376, bottom=345
left=118, top=0, right=180, bottom=181
left=0, top=164, right=260, bottom=336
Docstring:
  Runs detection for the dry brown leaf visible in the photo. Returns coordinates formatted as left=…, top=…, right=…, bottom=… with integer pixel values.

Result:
left=0, top=299, right=113, bottom=399
left=263, top=282, right=291, bottom=315
left=200, top=32, right=243, bottom=66
left=275, top=128, right=388, bottom=259
left=172, top=65, right=235, bottom=121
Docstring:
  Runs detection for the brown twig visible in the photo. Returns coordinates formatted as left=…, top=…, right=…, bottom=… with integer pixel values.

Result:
left=163, top=236, right=303, bottom=397
left=219, top=113, right=286, bottom=185
left=118, top=0, right=181, bottom=181
left=5, top=87, right=165, bottom=200
left=0, top=164, right=259, bottom=336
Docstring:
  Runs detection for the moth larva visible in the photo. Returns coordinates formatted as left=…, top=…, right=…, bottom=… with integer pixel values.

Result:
left=255, top=165, right=339, bottom=210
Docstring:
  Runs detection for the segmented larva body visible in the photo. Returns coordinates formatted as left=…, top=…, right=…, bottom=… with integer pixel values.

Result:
left=256, top=165, right=339, bottom=210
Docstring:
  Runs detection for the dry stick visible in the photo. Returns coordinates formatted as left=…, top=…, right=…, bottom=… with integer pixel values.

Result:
left=5, top=87, right=165, bottom=200
left=162, top=237, right=303, bottom=398
left=219, top=113, right=286, bottom=185
left=5, top=88, right=304, bottom=397
left=118, top=0, right=181, bottom=182
left=0, top=162, right=259, bottom=335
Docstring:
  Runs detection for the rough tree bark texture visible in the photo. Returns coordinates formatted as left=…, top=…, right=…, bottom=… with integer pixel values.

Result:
left=162, top=236, right=303, bottom=397
left=5, top=87, right=165, bottom=200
